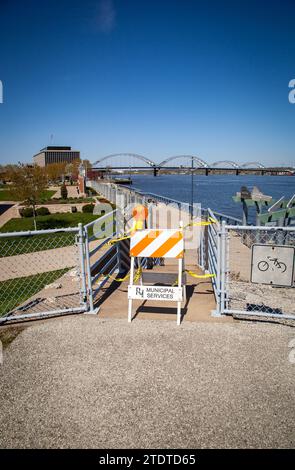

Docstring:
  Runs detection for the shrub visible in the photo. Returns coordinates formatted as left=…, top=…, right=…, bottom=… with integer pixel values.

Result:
left=37, top=218, right=66, bottom=230
left=82, top=203, right=95, bottom=213
left=19, top=207, right=34, bottom=218
left=86, top=187, right=97, bottom=195
left=60, top=184, right=68, bottom=200
left=36, top=207, right=50, bottom=216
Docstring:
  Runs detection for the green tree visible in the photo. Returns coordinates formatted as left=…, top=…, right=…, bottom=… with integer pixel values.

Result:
left=10, top=164, right=48, bottom=230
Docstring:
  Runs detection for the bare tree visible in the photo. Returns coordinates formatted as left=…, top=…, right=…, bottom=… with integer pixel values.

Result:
left=82, top=159, right=92, bottom=169
left=0, top=164, right=18, bottom=182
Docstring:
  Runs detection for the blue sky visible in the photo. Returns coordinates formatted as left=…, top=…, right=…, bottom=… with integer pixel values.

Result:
left=0, top=0, right=294, bottom=166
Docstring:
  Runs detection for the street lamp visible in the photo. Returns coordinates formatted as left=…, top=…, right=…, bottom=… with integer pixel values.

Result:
left=190, top=157, right=194, bottom=219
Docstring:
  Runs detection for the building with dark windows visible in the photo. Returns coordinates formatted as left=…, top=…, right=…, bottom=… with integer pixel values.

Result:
left=33, top=146, right=80, bottom=167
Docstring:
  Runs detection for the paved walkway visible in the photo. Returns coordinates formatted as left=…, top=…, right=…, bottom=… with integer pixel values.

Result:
left=51, top=185, right=83, bottom=199
left=0, top=316, right=294, bottom=448
left=0, top=246, right=78, bottom=282
left=94, top=201, right=224, bottom=323
left=96, top=254, right=226, bottom=323
left=0, top=203, right=20, bottom=228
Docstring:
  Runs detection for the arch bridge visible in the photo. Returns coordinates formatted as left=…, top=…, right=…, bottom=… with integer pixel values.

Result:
left=92, top=154, right=291, bottom=176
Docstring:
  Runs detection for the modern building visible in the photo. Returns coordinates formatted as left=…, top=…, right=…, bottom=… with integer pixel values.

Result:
left=33, top=146, right=80, bottom=167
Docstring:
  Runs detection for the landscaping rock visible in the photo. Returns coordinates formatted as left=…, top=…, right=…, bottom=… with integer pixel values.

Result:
left=44, top=283, right=62, bottom=290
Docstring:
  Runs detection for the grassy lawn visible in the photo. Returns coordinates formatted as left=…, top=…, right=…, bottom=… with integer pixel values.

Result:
left=0, top=189, right=56, bottom=202
left=0, top=212, right=113, bottom=256
left=0, top=269, right=69, bottom=317
left=0, top=212, right=98, bottom=232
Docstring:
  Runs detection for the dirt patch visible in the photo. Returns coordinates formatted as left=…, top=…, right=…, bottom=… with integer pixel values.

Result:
left=229, top=280, right=295, bottom=325
left=0, top=325, right=26, bottom=348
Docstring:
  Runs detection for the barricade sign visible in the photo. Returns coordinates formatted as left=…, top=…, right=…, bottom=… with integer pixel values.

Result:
left=128, top=225, right=185, bottom=325
left=128, top=285, right=183, bottom=301
left=130, top=229, right=184, bottom=258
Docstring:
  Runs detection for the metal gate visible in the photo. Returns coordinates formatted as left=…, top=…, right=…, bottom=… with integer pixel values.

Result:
left=0, top=225, right=88, bottom=323
left=218, top=223, right=295, bottom=321
left=83, top=210, right=122, bottom=313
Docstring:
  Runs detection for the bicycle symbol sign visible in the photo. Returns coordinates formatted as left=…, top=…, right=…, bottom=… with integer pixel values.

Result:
left=251, top=244, right=295, bottom=287
left=257, top=257, right=287, bottom=274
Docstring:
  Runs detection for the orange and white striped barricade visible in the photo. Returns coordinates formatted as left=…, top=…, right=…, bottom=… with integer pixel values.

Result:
left=128, top=223, right=185, bottom=325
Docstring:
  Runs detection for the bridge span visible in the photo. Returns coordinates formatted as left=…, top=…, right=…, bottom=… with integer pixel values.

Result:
left=91, top=154, right=294, bottom=176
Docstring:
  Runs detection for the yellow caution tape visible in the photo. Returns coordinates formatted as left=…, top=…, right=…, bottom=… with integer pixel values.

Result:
left=107, top=235, right=131, bottom=246
left=106, top=225, right=136, bottom=246
left=95, top=267, right=142, bottom=284
left=106, top=217, right=218, bottom=246
left=185, top=269, right=216, bottom=279
left=172, top=269, right=216, bottom=285
left=184, top=216, right=218, bottom=229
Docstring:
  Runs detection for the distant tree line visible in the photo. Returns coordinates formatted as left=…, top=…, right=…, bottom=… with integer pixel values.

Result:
left=0, top=159, right=92, bottom=184
left=0, top=159, right=92, bottom=230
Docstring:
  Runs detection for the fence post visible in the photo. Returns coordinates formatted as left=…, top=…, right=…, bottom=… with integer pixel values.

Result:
left=149, top=201, right=154, bottom=228
left=212, top=225, right=221, bottom=316
left=204, top=225, right=209, bottom=272
left=114, top=205, right=123, bottom=274
left=199, top=226, right=204, bottom=270
left=78, top=223, right=88, bottom=311
left=220, top=220, right=227, bottom=315
left=84, top=226, right=95, bottom=313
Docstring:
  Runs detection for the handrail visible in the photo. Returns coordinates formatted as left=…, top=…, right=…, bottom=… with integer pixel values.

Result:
left=0, top=227, right=80, bottom=237
left=91, top=179, right=243, bottom=225
left=208, top=209, right=242, bottom=224
left=138, top=191, right=191, bottom=208
left=225, top=224, right=295, bottom=231
left=83, top=209, right=117, bottom=230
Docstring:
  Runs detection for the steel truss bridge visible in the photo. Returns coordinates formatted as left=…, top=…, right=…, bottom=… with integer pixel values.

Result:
left=92, top=154, right=294, bottom=176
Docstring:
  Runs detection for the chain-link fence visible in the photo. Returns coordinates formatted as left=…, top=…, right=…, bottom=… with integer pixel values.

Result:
left=222, top=224, right=295, bottom=321
left=0, top=225, right=87, bottom=323
left=87, top=182, right=295, bottom=323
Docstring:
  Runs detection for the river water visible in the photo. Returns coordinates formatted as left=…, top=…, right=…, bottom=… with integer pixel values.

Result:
left=130, top=174, right=295, bottom=220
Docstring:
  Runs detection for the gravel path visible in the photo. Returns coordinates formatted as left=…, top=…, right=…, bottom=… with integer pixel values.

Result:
left=0, top=316, right=294, bottom=449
